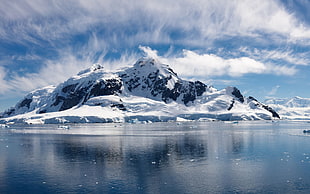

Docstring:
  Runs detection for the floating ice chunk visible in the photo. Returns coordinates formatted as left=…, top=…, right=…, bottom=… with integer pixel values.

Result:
left=0, top=124, right=9, bottom=128
left=58, top=125, right=70, bottom=130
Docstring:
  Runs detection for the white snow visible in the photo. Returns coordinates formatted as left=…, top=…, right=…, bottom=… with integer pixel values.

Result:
left=0, top=58, right=279, bottom=124
left=1, top=91, right=275, bottom=124
left=266, top=96, right=310, bottom=120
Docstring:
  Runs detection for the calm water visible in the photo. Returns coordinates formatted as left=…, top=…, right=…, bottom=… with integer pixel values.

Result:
left=0, top=121, right=310, bottom=194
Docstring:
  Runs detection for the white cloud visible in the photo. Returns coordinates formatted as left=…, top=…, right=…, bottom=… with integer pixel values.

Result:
left=0, top=45, right=298, bottom=98
left=1, top=0, right=309, bottom=103
left=8, top=56, right=89, bottom=93
left=268, top=85, right=280, bottom=96
left=0, top=48, right=138, bottom=96
left=266, top=64, right=297, bottom=76
left=238, top=47, right=310, bottom=66
left=1, top=0, right=310, bottom=47
left=138, top=45, right=159, bottom=59
left=0, top=67, right=10, bottom=94
left=138, top=47, right=296, bottom=78
left=168, top=50, right=267, bottom=77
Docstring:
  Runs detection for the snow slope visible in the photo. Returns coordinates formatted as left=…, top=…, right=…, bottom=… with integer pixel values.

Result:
left=0, top=58, right=279, bottom=124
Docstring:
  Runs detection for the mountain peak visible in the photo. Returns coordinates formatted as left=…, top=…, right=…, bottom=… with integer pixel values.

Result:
left=1, top=57, right=280, bottom=123
left=77, top=63, right=104, bottom=76
left=133, top=57, right=175, bottom=75
left=134, top=57, right=158, bottom=67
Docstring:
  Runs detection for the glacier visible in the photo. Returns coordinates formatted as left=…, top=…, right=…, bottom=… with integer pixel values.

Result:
left=0, top=58, right=280, bottom=124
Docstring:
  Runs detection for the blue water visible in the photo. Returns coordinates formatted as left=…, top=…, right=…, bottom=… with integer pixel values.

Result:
left=0, top=121, right=310, bottom=193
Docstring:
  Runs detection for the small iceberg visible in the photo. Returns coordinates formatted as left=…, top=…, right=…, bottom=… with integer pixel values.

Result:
left=58, top=125, right=70, bottom=130
left=0, top=124, right=10, bottom=128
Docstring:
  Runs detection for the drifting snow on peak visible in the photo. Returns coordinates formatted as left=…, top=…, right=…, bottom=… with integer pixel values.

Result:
left=77, top=63, right=104, bottom=76
left=134, top=57, right=169, bottom=68
left=0, top=58, right=280, bottom=124
left=134, top=57, right=158, bottom=67
left=90, top=63, right=104, bottom=71
left=133, top=57, right=178, bottom=77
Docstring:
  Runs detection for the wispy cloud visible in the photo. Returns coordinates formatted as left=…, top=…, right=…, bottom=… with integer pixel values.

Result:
left=268, top=85, right=281, bottom=96
left=238, top=47, right=310, bottom=66
left=1, top=1, right=309, bottom=73
left=168, top=50, right=267, bottom=77
left=0, top=45, right=297, bottom=96
left=1, top=0, right=310, bottom=47
left=140, top=46, right=297, bottom=78
left=0, top=47, right=138, bottom=95
left=1, top=0, right=310, bottom=108
left=0, top=67, right=10, bottom=94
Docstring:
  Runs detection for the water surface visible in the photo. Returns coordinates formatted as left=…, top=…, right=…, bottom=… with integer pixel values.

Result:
left=0, top=121, right=310, bottom=193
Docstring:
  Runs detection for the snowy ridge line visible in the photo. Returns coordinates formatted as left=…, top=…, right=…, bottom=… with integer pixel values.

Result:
left=265, top=96, right=310, bottom=120
left=0, top=57, right=279, bottom=124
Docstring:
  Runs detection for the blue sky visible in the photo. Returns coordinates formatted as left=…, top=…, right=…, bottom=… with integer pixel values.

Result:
left=1, top=0, right=310, bottom=111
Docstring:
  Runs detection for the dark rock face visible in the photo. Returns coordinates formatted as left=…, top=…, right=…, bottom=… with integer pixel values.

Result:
left=178, top=81, right=207, bottom=104
left=52, top=85, right=89, bottom=111
left=49, top=79, right=123, bottom=112
left=195, top=81, right=207, bottom=96
left=88, top=79, right=122, bottom=97
left=1, top=98, right=32, bottom=117
left=1, top=108, right=15, bottom=117
left=249, top=96, right=280, bottom=118
left=227, top=100, right=235, bottom=111
left=111, top=103, right=126, bottom=111
left=121, top=67, right=207, bottom=105
left=261, top=104, right=280, bottom=118
left=248, top=96, right=257, bottom=101
left=18, top=98, right=32, bottom=109
left=62, top=84, right=78, bottom=93
left=232, top=87, right=244, bottom=103
left=162, top=82, right=182, bottom=102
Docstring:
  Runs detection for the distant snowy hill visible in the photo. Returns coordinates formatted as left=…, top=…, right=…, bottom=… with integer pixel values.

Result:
left=265, top=96, right=310, bottom=120
left=0, top=58, right=279, bottom=124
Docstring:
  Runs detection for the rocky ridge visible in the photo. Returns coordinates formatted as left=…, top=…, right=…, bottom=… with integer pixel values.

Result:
left=0, top=58, right=280, bottom=124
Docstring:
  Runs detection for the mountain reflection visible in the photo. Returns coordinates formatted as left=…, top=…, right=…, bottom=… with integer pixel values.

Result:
left=4, top=122, right=306, bottom=194
left=54, top=133, right=208, bottom=166
left=231, top=133, right=244, bottom=154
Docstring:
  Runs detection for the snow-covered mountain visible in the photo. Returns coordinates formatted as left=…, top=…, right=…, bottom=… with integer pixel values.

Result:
left=265, top=96, right=310, bottom=120
left=0, top=58, right=279, bottom=124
